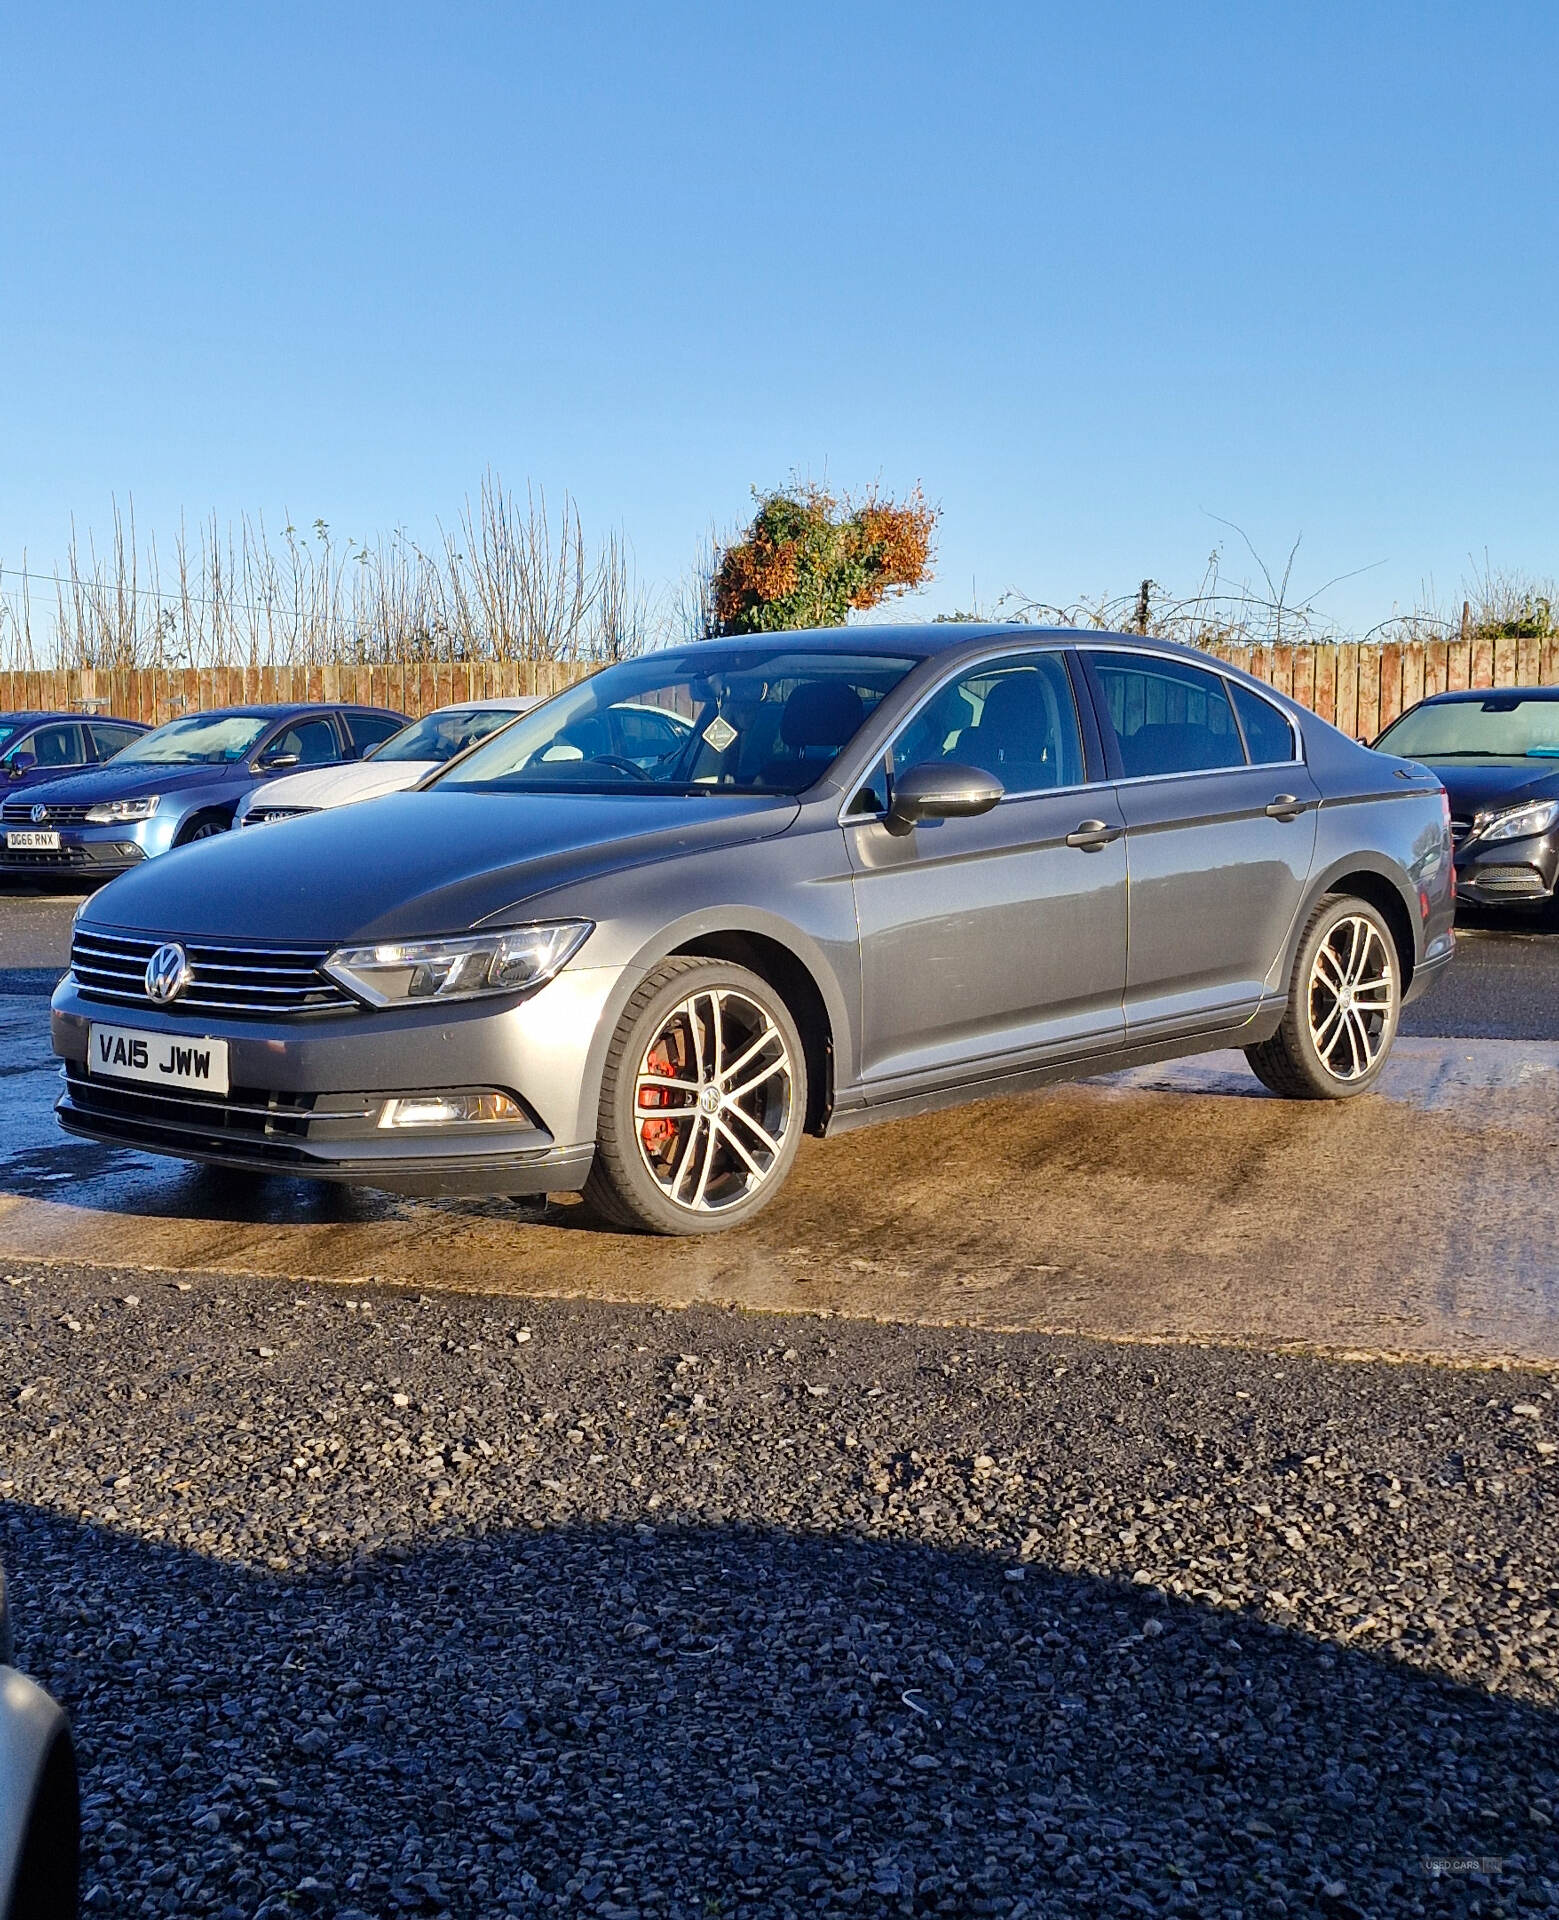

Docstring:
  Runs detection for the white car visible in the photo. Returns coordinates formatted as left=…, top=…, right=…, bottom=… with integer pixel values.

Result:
left=0, top=1566, right=78, bottom=1919
left=235, top=696, right=542, bottom=826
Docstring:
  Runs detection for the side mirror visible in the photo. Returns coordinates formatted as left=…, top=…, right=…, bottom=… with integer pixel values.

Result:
left=5, top=751, right=37, bottom=776
left=258, top=752, right=300, bottom=771
left=884, top=761, right=1004, bottom=836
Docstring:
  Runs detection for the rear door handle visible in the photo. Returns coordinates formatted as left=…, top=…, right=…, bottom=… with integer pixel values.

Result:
left=1265, top=794, right=1307, bottom=821
left=1065, top=819, right=1123, bottom=850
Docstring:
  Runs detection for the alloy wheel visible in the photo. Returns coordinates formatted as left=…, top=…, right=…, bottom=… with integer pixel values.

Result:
left=1306, top=914, right=1395, bottom=1082
left=632, top=987, right=795, bottom=1214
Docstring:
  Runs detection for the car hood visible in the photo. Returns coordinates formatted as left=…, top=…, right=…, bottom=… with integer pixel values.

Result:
left=19, top=761, right=239, bottom=805
left=244, top=760, right=433, bottom=812
left=1429, top=758, right=1559, bottom=815
left=81, top=789, right=803, bottom=943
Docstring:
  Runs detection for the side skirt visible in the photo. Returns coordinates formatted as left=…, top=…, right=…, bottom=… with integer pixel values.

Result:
left=824, top=1013, right=1283, bottom=1137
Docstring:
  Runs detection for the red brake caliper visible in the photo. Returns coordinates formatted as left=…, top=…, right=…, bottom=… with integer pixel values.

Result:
left=638, top=1032, right=683, bottom=1158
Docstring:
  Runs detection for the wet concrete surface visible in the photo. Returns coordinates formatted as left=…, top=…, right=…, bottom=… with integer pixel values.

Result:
left=2, top=964, right=1557, bottom=1365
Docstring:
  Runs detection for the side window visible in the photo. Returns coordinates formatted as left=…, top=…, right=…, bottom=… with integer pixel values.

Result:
left=1087, top=653, right=1246, bottom=778
left=89, top=723, right=141, bottom=760
left=269, top=718, right=340, bottom=766
left=889, top=651, right=1085, bottom=795
left=28, top=722, right=84, bottom=768
left=1230, top=683, right=1297, bottom=764
left=345, top=711, right=405, bottom=756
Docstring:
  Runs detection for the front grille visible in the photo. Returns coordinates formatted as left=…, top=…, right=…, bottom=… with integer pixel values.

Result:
left=71, top=927, right=358, bottom=1017
left=1465, top=863, right=1547, bottom=896
left=2, top=800, right=93, bottom=824
left=2, top=842, right=141, bottom=869
left=243, top=806, right=316, bottom=827
left=59, top=1068, right=352, bottom=1167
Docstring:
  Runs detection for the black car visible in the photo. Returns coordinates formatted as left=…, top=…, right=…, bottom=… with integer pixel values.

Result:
left=1374, top=687, right=1559, bottom=907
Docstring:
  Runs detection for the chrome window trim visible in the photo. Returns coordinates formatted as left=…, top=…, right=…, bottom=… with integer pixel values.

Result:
left=836, top=640, right=1088, bottom=826
left=1079, top=643, right=1305, bottom=778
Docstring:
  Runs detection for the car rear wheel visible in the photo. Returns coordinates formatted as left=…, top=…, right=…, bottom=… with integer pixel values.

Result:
left=1245, top=893, right=1401, bottom=1099
left=582, top=957, right=807, bottom=1234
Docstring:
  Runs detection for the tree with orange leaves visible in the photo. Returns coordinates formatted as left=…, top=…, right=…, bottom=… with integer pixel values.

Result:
left=710, top=483, right=937, bottom=635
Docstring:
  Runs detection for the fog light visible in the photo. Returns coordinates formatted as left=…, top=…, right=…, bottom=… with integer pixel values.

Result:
left=378, top=1091, right=525, bottom=1129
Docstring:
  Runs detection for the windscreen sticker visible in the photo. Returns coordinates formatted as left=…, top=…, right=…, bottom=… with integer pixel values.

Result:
left=702, top=716, right=739, bottom=753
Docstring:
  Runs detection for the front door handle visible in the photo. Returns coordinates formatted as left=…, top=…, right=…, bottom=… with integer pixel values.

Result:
left=1065, top=819, right=1123, bottom=851
left=1265, top=794, right=1307, bottom=821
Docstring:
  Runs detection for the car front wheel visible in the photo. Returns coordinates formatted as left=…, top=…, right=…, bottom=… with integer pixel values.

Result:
left=1245, top=893, right=1402, bottom=1099
left=583, top=957, right=807, bottom=1234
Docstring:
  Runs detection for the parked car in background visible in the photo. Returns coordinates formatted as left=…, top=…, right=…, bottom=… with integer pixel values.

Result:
left=0, top=1563, right=79, bottom=1920
left=53, top=626, right=1454, bottom=1235
left=0, top=710, right=147, bottom=793
left=236, top=695, right=542, bottom=826
left=1374, top=687, right=1559, bottom=908
left=1, top=702, right=405, bottom=880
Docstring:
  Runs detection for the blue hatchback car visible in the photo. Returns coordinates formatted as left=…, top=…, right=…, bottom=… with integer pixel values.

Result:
left=1, top=702, right=405, bottom=879
left=0, top=710, right=148, bottom=793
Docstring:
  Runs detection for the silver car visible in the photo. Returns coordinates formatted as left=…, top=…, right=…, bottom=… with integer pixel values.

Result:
left=51, top=627, right=1455, bottom=1234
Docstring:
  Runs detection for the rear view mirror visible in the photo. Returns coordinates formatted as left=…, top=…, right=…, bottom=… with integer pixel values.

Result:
left=885, top=761, right=1004, bottom=836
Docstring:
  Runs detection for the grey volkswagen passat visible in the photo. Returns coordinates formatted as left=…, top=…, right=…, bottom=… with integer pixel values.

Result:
left=50, top=627, right=1456, bottom=1234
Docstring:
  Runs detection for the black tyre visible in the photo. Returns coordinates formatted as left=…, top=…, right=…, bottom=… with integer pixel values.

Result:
left=1245, top=893, right=1402, bottom=1099
left=176, top=812, right=230, bottom=846
left=582, top=957, right=808, bottom=1235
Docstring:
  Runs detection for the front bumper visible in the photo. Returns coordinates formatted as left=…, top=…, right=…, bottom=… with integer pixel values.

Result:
left=0, top=813, right=180, bottom=877
left=50, top=963, right=629, bottom=1196
left=0, top=838, right=146, bottom=877
left=1453, top=827, right=1559, bottom=906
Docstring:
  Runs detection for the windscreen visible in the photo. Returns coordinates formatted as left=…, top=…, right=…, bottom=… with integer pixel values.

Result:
left=437, top=648, right=921, bottom=795
left=1377, top=697, right=1559, bottom=759
left=113, top=714, right=271, bottom=765
left=376, top=707, right=524, bottom=764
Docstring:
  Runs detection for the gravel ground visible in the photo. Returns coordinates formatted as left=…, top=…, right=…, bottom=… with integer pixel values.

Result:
left=2, top=1261, right=1556, bottom=1918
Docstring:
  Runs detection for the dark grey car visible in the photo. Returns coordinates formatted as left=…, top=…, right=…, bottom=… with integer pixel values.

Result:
left=50, top=627, right=1455, bottom=1234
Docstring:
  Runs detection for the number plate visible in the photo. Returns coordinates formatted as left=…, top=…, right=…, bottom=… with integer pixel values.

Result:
left=88, top=1023, right=231, bottom=1095
left=6, top=830, right=61, bottom=851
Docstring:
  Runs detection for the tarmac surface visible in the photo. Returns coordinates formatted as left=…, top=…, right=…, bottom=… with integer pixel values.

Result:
left=2, top=889, right=1557, bottom=1369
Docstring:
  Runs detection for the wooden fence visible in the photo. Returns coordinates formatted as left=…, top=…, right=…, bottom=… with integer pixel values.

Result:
left=0, top=658, right=588, bottom=730
left=3, top=635, right=1557, bottom=739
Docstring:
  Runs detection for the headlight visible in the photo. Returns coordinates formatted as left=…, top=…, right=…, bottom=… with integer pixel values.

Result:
left=1474, top=799, right=1559, bottom=843
left=324, top=921, right=592, bottom=1006
left=84, top=795, right=159, bottom=823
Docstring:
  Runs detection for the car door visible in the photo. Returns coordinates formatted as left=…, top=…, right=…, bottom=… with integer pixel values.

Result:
left=259, top=715, right=343, bottom=772
left=1080, top=648, right=1321, bottom=1036
left=16, top=722, right=87, bottom=780
left=87, top=722, right=142, bottom=761
left=844, top=646, right=1128, bottom=1096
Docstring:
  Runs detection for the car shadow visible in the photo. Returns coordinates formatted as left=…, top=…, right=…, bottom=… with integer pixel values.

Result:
left=3, top=1509, right=1553, bottom=1917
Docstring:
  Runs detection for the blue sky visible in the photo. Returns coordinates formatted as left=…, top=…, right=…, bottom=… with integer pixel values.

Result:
left=3, top=1, right=1557, bottom=633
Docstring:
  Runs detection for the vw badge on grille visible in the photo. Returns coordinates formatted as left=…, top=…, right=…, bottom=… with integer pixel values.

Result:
left=30, top=803, right=47, bottom=823
left=144, top=942, right=191, bottom=1004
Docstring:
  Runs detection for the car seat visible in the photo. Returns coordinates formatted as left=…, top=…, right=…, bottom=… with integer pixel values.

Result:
left=759, top=682, right=866, bottom=788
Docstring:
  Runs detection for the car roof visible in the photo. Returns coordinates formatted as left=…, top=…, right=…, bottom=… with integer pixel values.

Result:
left=0, top=709, right=147, bottom=727
left=151, top=702, right=404, bottom=721
left=1416, top=686, right=1559, bottom=704
left=424, top=695, right=542, bottom=714
left=661, top=623, right=1263, bottom=668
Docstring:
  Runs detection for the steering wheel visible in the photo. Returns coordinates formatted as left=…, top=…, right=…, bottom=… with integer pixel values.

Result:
left=590, top=754, right=655, bottom=782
